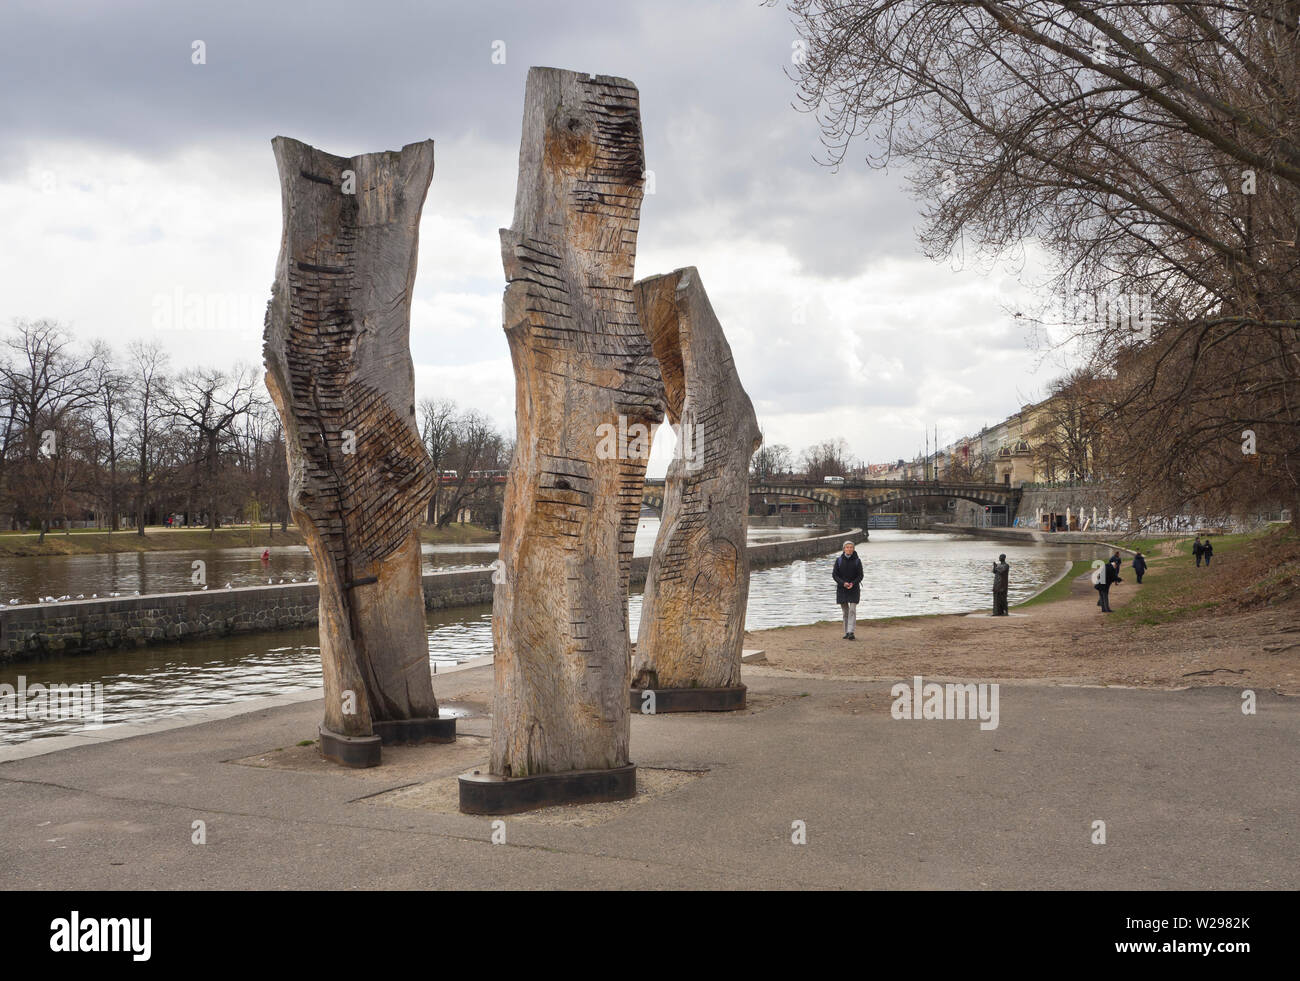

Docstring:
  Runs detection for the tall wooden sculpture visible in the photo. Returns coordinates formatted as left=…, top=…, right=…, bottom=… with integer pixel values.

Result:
left=459, top=68, right=665, bottom=814
left=264, top=136, right=453, bottom=768
left=631, top=268, right=762, bottom=711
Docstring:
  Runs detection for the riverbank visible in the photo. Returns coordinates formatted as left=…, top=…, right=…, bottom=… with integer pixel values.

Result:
left=0, top=523, right=498, bottom=557
left=747, top=524, right=1299, bottom=692
left=0, top=527, right=855, bottom=662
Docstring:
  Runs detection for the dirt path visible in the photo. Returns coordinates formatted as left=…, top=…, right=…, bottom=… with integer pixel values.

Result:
left=745, top=563, right=1300, bottom=692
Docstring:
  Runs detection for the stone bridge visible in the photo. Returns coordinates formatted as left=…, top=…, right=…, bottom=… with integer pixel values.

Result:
left=643, top=478, right=1022, bottom=530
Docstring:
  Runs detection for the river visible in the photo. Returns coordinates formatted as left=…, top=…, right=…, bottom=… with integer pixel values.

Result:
left=0, top=527, right=1108, bottom=745
left=0, top=522, right=815, bottom=603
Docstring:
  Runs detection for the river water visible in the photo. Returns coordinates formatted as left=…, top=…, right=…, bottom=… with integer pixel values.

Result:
left=0, top=527, right=1107, bottom=745
left=0, top=523, right=816, bottom=603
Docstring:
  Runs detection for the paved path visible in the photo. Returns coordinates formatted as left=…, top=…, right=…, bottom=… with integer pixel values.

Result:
left=1, top=665, right=1295, bottom=889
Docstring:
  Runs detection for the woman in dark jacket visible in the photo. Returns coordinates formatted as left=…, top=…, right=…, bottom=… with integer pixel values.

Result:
left=1202, top=537, right=1214, bottom=566
left=833, top=541, right=864, bottom=640
left=1132, top=552, right=1147, bottom=584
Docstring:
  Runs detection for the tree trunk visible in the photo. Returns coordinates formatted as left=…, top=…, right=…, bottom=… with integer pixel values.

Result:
left=136, top=461, right=147, bottom=537
left=109, top=452, right=118, bottom=531
left=263, top=136, right=439, bottom=738
left=632, top=268, right=762, bottom=689
left=491, top=68, right=663, bottom=777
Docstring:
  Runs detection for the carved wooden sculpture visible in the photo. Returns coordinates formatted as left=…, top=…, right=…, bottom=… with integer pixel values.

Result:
left=631, top=267, right=761, bottom=711
left=459, top=68, right=664, bottom=814
left=264, top=136, right=451, bottom=768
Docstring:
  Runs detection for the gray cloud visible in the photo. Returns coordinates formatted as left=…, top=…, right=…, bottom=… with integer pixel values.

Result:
left=0, top=0, right=1061, bottom=463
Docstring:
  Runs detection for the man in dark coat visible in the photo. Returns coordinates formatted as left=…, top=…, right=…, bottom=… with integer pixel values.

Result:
left=992, top=554, right=1010, bottom=616
left=1132, top=551, right=1147, bottom=584
left=1193, top=536, right=1203, bottom=567
left=1202, top=536, right=1214, bottom=566
left=833, top=541, right=864, bottom=640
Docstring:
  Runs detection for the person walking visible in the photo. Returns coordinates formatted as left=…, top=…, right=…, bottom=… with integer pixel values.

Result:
left=1202, top=536, right=1214, bottom=567
left=1132, top=551, right=1147, bottom=584
left=833, top=541, right=864, bottom=640
left=1193, top=536, right=1204, bottom=567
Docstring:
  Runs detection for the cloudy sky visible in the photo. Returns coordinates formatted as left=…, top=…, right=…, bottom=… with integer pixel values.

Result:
left=0, top=0, right=1073, bottom=475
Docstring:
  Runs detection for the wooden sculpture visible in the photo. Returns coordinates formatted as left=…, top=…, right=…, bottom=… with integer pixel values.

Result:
left=459, top=68, right=664, bottom=814
left=263, top=136, right=451, bottom=767
left=631, top=267, right=762, bottom=711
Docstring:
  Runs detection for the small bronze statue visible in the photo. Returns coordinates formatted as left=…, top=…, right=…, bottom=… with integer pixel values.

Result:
left=992, top=553, right=1010, bottom=616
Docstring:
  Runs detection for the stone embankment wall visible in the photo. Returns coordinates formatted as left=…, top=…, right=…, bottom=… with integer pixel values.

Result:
left=923, top=523, right=1139, bottom=553
left=0, top=528, right=854, bottom=662
left=1016, top=486, right=1122, bottom=526
left=749, top=514, right=834, bottom=529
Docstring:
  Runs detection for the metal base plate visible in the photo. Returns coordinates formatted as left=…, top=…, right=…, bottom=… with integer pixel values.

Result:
left=319, top=714, right=457, bottom=768
left=318, top=723, right=382, bottom=768
left=373, top=716, right=457, bottom=745
left=458, top=763, right=637, bottom=815
left=629, top=685, right=747, bottom=713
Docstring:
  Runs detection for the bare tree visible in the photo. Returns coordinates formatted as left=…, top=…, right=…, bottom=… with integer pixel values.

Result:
left=779, top=0, right=1300, bottom=525
left=87, top=341, right=133, bottom=531
left=126, top=340, right=170, bottom=535
left=436, top=409, right=505, bottom=528
left=800, top=437, right=853, bottom=481
left=0, top=320, right=98, bottom=541
left=163, top=364, right=262, bottom=531
left=752, top=441, right=793, bottom=479
left=1030, top=369, right=1105, bottom=483
left=419, top=396, right=458, bottom=523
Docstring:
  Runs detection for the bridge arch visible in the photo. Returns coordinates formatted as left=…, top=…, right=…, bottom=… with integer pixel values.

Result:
left=641, top=479, right=1022, bottom=529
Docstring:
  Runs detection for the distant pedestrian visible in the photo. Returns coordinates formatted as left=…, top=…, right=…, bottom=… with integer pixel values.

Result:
left=1202, top=536, right=1214, bottom=567
left=833, top=541, right=863, bottom=640
left=1132, top=551, right=1147, bottom=584
left=1193, top=536, right=1203, bottom=567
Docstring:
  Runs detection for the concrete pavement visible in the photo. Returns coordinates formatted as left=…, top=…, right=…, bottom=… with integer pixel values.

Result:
left=1, top=663, right=1295, bottom=889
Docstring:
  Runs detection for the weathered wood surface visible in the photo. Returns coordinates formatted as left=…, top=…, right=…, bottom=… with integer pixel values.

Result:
left=632, top=267, right=761, bottom=690
left=492, top=68, right=664, bottom=777
left=263, top=136, right=439, bottom=738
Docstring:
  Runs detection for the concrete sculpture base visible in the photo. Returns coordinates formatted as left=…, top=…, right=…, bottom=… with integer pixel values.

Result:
left=458, top=764, right=637, bottom=816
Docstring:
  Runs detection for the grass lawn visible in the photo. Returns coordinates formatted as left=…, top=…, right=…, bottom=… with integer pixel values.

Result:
left=418, top=523, right=498, bottom=545
left=0, top=526, right=306, bottom=556
left=1014, top=559, right=1095, bottom=609
left=1114, top=524, right=1298, bottom=626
